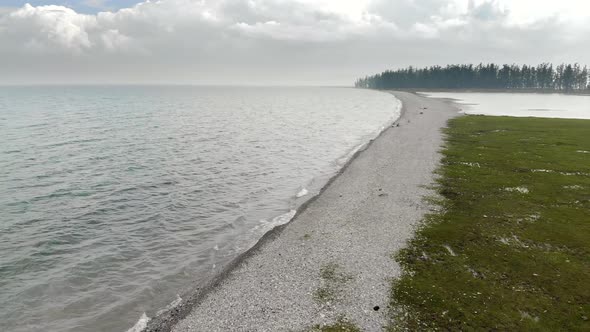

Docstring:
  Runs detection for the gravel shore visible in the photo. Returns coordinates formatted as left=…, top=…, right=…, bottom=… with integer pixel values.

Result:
left=146, top=91, right=459, bottom=332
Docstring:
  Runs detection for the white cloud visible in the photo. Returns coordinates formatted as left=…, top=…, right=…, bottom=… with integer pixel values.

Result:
left=0, top=0, right=588, bottom=84
left=5, top=4, right=96, bottom=53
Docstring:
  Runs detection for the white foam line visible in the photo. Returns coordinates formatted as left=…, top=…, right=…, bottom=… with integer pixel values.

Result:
left=127, top=313, right=149, bottom=332
left=296, top=188, right=309, bottom=198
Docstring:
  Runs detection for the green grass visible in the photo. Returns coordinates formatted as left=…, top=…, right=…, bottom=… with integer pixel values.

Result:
left=320, top=263, right=353, bottom=283
left=390, top=116, right=590, bottom=331
left=313, top=262, right=353, bottom=304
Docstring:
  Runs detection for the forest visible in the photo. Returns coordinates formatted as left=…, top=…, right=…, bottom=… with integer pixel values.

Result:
left=355, top=63, right=589, bottom=92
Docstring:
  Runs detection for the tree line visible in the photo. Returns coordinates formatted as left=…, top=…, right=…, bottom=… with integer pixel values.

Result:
left=355, top=63, right=589, bottom=92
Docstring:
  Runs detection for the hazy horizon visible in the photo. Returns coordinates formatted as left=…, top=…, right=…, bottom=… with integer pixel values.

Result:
left=1, top=0, right=589, bottom=85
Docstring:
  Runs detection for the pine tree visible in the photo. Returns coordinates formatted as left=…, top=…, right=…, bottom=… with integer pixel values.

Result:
left=356, top=63, right=588, bottom=92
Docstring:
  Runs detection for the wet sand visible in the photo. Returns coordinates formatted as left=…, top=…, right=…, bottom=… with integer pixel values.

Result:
left=145, top=91, right=459, bottom=332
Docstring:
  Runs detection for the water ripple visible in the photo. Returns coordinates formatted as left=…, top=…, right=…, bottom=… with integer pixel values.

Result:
left=0, top=86, right=400, bottom=332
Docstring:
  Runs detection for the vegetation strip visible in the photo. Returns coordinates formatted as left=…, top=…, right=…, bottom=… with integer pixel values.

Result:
left=314, top=262, right=353, bottom=305
left=390, top=115, right=590, bottom=331
left=356, top=63, right=589, bottom=92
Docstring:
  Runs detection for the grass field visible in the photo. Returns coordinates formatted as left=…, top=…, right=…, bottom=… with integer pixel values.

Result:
left=391, top=116, right=590, bottom=331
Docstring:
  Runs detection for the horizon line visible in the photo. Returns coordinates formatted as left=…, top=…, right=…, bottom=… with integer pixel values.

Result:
left=0, top=83, right=355, bottom=88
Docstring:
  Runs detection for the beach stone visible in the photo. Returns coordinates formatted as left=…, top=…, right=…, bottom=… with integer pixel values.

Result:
left=154, top=91, right=460, bottom=332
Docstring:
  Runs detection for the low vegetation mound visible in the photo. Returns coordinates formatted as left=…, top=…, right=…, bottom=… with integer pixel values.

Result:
left=391, top=116, right=590, bottom=331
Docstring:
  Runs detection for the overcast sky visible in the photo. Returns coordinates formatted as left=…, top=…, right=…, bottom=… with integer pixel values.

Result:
left=1, top=0, right=589, bottom=85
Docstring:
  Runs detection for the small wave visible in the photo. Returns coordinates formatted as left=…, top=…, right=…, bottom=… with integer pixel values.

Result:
left=42, top=138, right=103, bottom=149
left=271, top=210, right=296, bottom=227
left=253, top=210, right=297, bottom=234
left=334, top=97, right=401, bottom=168
left=156, top=295, right=182, bottom=316
left=296, top=188, right=309, bottom=198
left=130, top=295, right=183, bottom=331
left=336, top=142, right=366, bottom=166
left=126, top=313, right=149, bottom=332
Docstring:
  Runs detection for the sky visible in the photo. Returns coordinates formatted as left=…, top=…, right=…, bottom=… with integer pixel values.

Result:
left=0, top=0, right=589, bottom=85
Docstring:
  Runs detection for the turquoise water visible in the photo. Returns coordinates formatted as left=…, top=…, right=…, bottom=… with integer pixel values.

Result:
left=0, top=86, right=401, bottom=332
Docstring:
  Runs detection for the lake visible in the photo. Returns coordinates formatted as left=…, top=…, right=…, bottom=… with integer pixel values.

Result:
left=0, top=86, right=401, bottom=332
left=419, top=92, right=590, bottom=119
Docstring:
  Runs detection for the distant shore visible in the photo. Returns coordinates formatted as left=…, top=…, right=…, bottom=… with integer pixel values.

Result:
left=145, top=91, right=459, bottom=331
left=391, top=88, right=590, bottom=96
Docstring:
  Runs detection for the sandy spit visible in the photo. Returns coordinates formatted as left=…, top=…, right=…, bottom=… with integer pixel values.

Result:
left=145, top=91, right=460, bottom=332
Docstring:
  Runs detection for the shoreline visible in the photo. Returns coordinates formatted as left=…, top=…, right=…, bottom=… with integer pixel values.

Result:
left=142, top=91, right=406, bottom=332
left=145, top=91, right=459, bottom=332
left=389, top=88, right=590, bottom=96
left=141, top=90, right=403, bottom=332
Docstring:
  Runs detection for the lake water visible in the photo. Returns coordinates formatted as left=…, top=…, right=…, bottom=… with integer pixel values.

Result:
left=0, top=86, right=401, bottom=332
left=419, top=92, right=590, bottom=119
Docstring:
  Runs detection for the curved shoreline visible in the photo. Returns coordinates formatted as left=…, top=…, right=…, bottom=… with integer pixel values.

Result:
left=145, top=91, right=459, bottom=332
left=143, top=91, right=405, bottom=332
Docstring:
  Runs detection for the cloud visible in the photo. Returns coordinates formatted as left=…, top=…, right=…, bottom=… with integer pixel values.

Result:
left=0, top=0, right=588, bottom=84
left=4, top=4, right=96, bottom=53
left=0, top=3, right=143, bottom=54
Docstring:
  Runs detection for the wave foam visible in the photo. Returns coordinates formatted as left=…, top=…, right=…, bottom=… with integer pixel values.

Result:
left=296, top=188, right=309, bottom=198
left=156, top=294, right=183, bottom=316
left=127, top=313, right=149, bottom=332
left=253, top=210, right=297, bottom=235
